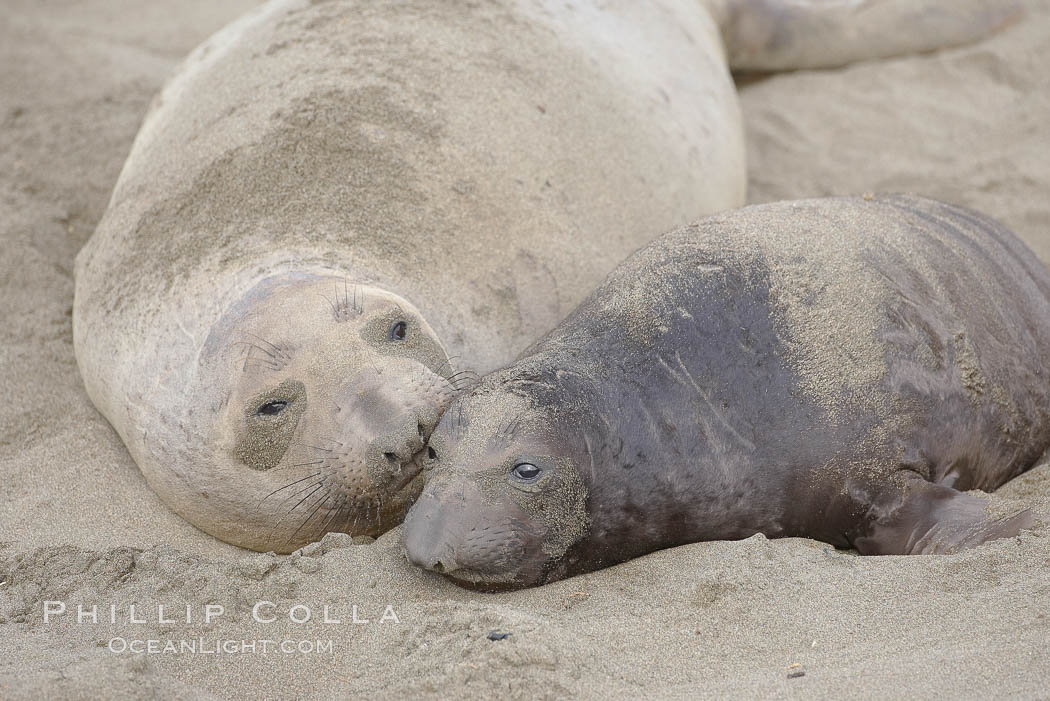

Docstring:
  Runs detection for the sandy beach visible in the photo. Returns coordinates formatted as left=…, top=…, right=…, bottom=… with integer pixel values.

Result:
left=2, top=1, right=1049, bottom=698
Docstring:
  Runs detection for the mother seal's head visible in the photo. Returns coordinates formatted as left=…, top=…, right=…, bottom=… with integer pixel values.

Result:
left=402, top=368, right=594, bottom=589
left=172, top=272, right=460, bottom=552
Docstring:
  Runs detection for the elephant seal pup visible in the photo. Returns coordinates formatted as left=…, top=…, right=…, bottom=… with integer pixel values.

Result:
left=73, top=0, right=1019, bottom=553
left=404, top=195, right=1050, bottom=590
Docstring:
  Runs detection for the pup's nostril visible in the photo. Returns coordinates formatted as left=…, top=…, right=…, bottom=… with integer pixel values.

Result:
left=383, top=452, right=399, bottom=464
left=431, top=561, right=445, bottom=573
left=427, top=447, right=437, bottom=460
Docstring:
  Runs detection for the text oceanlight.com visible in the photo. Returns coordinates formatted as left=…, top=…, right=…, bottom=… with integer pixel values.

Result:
left=107, top=638, right=335, bottom=655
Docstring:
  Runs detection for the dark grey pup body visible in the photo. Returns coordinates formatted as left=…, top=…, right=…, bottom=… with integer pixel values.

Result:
left=403, top=195, right=1050, bottom=589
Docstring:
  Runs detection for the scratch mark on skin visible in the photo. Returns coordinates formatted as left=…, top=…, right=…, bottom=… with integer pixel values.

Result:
left=583, top=433, right=597, bottom=483
left=177, top=320, right=196, bottom=346
left=656, top=355, right=734, bottom=480
left=675, top=351, right=756, bottom=453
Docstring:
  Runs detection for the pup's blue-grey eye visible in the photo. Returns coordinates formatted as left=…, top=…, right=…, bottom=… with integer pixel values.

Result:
left=511, top=462, right=542, bottom=481
left=389, top=321, right=408, bottom=340
left=257, top=400, right=288, bottom=416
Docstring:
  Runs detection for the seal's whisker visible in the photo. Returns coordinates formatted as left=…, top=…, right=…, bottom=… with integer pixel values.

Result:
left=298, top=443, right=333, bottom=453
left=269, top=479, right=324, bottom=516
left=334, top=502, right=350, bottom=534
left=303, top=436, right=345, bottom=452
left=353, top=282, right=363, bottom=314
left=318, top=292, right=337, bottom=315
left=494, top=416, right=511, bottom=443
left=268, top=458, right=328, bottom=473
left=453, top=377, right=480, bottom=392
left=233, top=341, right=286, bottom=372
left=350, top=503, right=367, bottom=530
left=435, top=355, right=463, bottom=375
left=242, top=355, right=281, bottom=368
left=257, top=472, right=322, bottom=507
left=264, top=458, right=327, bottom=474
left=442, top=369, right=480, bottom=393
left=269, top=483, right=325, bottom=537
left=317, top=495, right=347, bottom=536
left=286, top=490, right=332, bottom=545
left=451, top=404, right=466, bottom=439
left=446, top=369, right=480, bottom=383
left=232, top=341, right=278, bottom=360
left=289, top=460, right=326, bottom=468
left=291, top=484, right=325, bottom=513
left=244, top=332, right=284, bottom=354
left=503, top=413, right=524, bottom=440
left=242, top=357, right=283, bottom=372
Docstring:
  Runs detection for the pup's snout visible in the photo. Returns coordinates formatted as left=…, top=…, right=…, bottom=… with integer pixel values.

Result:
left=403, top=495, right=458, bottom=574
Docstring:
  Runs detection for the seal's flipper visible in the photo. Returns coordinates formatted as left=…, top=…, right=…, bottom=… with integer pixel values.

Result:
left=717, top=0, right=1022, bottom=71
left=852, top=475, right=1032, bottom=555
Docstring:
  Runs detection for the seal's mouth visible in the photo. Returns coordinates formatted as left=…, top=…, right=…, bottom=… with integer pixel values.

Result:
left=391, top=452, right=427, bottom=494
left=437, top=569, right=530, bottom=593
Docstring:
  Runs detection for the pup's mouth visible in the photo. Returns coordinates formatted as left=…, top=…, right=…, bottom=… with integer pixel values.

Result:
left=438, top=568, right=531, bottom=593
left=391, top=451, right=427, bottom=494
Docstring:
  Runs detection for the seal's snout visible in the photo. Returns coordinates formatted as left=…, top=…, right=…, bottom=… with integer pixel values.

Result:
left=339, top=365, right=448, bottom=488
left=403, top=476, right=551, bottom=590
left=368, top=412, right=435, bottom=491
left=414, top=552, right=459, bottom=575
left=375, top=415, right=426, bottom=465
left=403, top=495, right=458, bottom=573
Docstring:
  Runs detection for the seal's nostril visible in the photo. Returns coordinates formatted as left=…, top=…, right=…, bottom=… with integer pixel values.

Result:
left=427, top=447, right=437, bottom=460
left=431, top=561, right=445, bottom=573
left=417, top=422, right=425, bottom=439
left=383, top=452, right=399, bottom=463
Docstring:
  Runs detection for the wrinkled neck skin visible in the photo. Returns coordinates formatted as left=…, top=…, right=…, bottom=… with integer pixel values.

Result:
left=548, top=357, right=792, bottom=581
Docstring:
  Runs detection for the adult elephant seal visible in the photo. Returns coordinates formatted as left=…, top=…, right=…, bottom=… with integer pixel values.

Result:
left=73, top=0, right=1019, bottom=553
left=404, top=195, right=1050, bottom=590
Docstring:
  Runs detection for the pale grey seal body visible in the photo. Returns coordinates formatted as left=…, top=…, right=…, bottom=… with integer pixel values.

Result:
left=404, top=196, right=1050, bottom=589
left=72, top=0, right=1019, bottom=552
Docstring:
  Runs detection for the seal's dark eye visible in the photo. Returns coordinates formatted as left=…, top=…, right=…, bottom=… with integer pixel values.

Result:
left=389, top=321, right=408, bottom=341
left=257, top=400, right=289, bottom=416
left=511, top=462, right=542, bottom=481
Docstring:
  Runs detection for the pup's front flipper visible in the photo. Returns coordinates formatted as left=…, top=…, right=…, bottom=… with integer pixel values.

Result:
left=714, top=0, right=1022, bottom=71
left=852, top=473, right=1033, bottom=555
